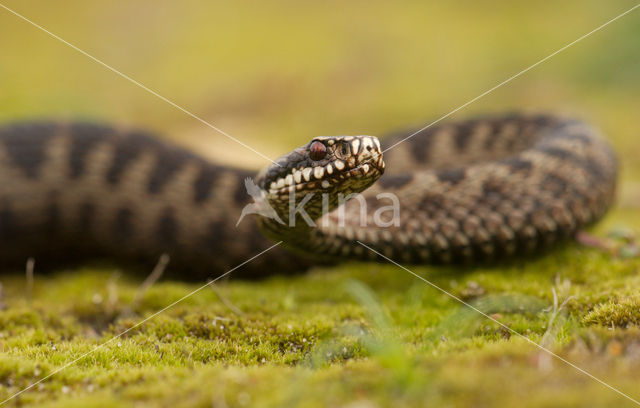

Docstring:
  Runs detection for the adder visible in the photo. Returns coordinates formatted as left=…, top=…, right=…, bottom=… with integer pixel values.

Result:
left=0, top=113, right=617, bottom=278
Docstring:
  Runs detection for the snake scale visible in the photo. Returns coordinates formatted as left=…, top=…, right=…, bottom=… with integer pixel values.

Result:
left=0, top=113, right=617, bottom=279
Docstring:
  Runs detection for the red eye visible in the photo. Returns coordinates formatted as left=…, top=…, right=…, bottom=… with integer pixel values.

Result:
left=309, top=141, right=327, bottom=161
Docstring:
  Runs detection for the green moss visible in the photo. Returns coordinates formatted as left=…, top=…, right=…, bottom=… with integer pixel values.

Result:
left=0, top=225, right=639, bottom=407
left=583, top=297, right=640, bottom=328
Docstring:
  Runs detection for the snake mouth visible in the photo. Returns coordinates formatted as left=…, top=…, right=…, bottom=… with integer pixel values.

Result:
left=267, top=156, right=384, bottom=196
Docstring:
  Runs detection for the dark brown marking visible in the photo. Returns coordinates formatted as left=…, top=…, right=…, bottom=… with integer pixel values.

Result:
left=193, top=166, right=221, bottom=203
left=68, top=123, right=113, bottom=178
left=436, top=168, right=466, bottom=185
left=233, top=170, right=254, bottom=204
left=584, top=159, right=608, bottom=183
left=482, top=119, right=502, bottom=151
left=157, top=209, right=178, bottom=247
left=541, top=173, right=570, bottom=196
left=114, top=207, right=134, bottom=240
left=204, top=219, right=228, bottom=249
left=0, top=205, right=17, bottom=240
left=502, top=158, right=533, bottom=172
left=147, top=149, right=190, bottom=194
left=554, top=132, right=592, bottom=145
left=417, top=193, right=445, bottom=213
left=531, top=114, right=557, bottom=128
left=106, top=132, right=148, bottom=184
left=537, top=145, right=574, bottom=161
left=501, top=119, right=523, bottom=150
left=481, top=178, right=506, bottom=195
left=78, top=202, right=95, bottom=233
left=378, top=174, right=414, bottom=189
left=537, top=145, right=607, bottom=182
left=408, top=129, right=434, bottom=162
left=505, top=134, right=518, bottom=151
left=0, top=122, right=55, bottom=178
left=453, top=123, right=475, bottom=152
left=246, top=222, right=270, bottom=254
left=44, top=200, right=60, bottom=235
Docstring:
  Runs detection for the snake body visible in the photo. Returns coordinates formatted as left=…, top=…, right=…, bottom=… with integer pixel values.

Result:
left=0, top=114, right=617, bottom=278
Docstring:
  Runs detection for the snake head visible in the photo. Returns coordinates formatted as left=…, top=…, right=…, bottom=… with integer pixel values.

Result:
left=258, top=135, right=385, bottom=223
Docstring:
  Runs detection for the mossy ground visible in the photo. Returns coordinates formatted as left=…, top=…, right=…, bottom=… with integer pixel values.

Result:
left=1, top=1, right=640, bottom=407
left=1, top=212, right=640, bottom=407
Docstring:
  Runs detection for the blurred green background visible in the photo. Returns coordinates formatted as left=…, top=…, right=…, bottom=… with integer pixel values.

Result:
left=1, top=1, right=640, bottom=407
left=1, top=1, right=638, bottom=182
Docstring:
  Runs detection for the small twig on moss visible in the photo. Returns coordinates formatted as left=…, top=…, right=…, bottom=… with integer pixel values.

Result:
left=538, top=287, right=575, bottom=371
left=541, top=288, right=575, bottom=344
left=131, top=254, right=170, bottom=308
left=576, top=229, right=639, bottom=259
left=25, top=257, right=35, bottom=301
left=106, top=270, right=121, bottom=316
left=209, top=281, right=245, bottom=316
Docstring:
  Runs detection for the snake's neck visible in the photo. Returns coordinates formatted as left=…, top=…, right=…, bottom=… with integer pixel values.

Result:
left=256, top=193, right=393, bottom=262
left=256, top=184, right=363, bottom=246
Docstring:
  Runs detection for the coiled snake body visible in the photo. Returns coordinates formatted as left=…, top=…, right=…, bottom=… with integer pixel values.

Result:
left=0, top=114, right=617, bottom=279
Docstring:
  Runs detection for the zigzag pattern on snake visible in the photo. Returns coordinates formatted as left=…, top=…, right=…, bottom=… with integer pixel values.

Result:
left=0, top=113, right=617, bottom=279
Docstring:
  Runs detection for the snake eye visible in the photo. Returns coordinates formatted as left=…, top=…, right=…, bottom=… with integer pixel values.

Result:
left=309, top=141, right=327, bottom=161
